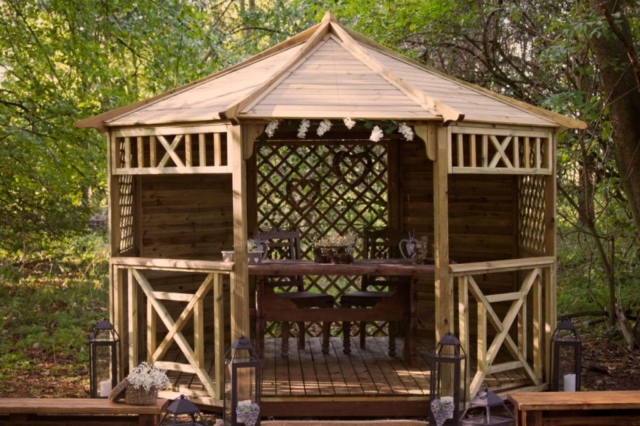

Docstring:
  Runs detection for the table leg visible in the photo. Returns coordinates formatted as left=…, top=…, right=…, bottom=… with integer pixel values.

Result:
left=281, top=321, right=290, bottom=358
left=343, top=320, right=351, bottom=354
left=403, top=277, right=418, bottom=367
left=322, top=321, right=330, bottom=354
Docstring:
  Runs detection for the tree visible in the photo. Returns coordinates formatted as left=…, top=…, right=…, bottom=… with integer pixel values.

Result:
left=0, top=0, right=231, bottom=252
left=587, top=0, right=640, bottom=239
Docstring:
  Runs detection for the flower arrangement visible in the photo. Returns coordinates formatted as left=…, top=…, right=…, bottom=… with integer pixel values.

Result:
left=369, top=125, right=384, bottom=142
left=316, top=119, right=333, bottom=136
left=297, top=119, right=310, bottom=138
left=236, top=400, right=260, bottom=426
left=127, top=362, right=170, bottom=392
left=430, top=396, right=455, bottom=426
left=313, top=233, right=358, bottom=264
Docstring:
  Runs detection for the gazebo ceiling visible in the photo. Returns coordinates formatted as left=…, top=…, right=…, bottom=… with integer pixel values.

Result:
left=76, top=11, right=586, bottom=132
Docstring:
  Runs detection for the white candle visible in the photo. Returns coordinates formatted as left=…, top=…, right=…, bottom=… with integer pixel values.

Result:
left=99, top=380, right=112, bottom=397
left=563, top=373, right=576, bottom=392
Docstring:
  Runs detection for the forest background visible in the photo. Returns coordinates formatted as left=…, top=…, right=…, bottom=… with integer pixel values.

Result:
left=0, top=0, right=638, bottom=397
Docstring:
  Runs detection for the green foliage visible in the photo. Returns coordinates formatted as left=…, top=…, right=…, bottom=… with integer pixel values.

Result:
left=0, top=233, right=109, bottom=373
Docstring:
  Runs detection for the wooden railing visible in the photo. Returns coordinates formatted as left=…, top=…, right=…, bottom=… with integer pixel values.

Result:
left=451, top=257, right=555, bottom=397
left=111, top=257, right=233, bottom=406
left=112, top=125, right=231, bottom=175
left=450, top=127, right=553, bottom=175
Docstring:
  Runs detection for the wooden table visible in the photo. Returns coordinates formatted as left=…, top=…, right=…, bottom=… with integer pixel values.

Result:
left=0, top=398, right=169, bottom=426
left=508, top=391, right=640, bottom=426
left=250, top=259, right=435, bottom=367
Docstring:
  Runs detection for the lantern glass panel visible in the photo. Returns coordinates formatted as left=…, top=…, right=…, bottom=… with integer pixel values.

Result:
left=93, top=345, right=114, bottom=387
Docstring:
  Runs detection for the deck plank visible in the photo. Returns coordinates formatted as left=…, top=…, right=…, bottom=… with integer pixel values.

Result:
left=308, top=336, right=335, bottom=396
left=331, top=337, right=364, bottom=395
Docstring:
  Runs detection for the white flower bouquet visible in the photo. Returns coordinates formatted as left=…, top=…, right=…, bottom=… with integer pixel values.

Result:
left=123, top=362, right=170, bottom=405
left=431, top=396, right=455, bottom=426
left=236, top=399, right=260, bottom=426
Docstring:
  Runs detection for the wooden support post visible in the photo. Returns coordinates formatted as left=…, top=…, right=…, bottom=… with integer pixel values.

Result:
left=544, top=134, right=558, bottom=382
left=228, top=125, right=250, bottom=343
left=434, top=125, right=453, bottom=342
left=458, top=276, right=470, bottom=397
left=434, top=124, right=453, bottom=396
left=128, top=268, right=138, bottom=373
left=213, top=273, right=225, bottom=399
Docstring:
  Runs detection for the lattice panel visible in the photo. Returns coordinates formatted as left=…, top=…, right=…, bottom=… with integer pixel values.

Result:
left=518, top=175, right=546, bottom=253
left=118, top=174, right=134, bottom=254
left=257, top=141, right=389, bottom=337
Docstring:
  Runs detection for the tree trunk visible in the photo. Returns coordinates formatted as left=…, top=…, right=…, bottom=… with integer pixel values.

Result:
left=588, top=0, right=640, bottom=240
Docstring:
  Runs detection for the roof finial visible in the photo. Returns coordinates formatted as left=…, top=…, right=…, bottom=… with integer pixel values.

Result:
left=322, top=10, right=337, bottom=23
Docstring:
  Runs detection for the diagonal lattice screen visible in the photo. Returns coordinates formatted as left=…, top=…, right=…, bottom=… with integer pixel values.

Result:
left=256, top=141, right=389, bottom=337
left=518, top=175, right=546, bottom=253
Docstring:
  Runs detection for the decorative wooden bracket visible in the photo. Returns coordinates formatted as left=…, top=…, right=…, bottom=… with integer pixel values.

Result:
left=243, top=124, right=265, bottom=160
left=414, top=125, right=437, bottom=161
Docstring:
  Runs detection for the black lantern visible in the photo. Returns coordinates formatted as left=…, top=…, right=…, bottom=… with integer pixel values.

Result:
left=430, top=332, right=467, bottom=426
left=224, top=336, right=262, bottom=426
left=158, top=395, right=207, bottom=425
left=461, top=388, right=515, bottom=425
left=89, top=318, right=119, bottom=398
left=550, top=318, right=581, bottom=392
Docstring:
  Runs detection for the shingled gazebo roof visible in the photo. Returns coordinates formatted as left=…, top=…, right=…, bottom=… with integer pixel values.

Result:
left=77, top=11, right=585, bottom=132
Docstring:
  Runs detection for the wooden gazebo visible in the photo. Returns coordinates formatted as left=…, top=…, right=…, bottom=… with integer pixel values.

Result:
left=76, top=12, right=586, bottom=418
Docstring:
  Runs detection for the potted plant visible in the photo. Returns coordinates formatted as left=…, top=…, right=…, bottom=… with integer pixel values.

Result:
left=123, top=362, right=170, bottom=405
left=313, top=234, right=358, bottom=264
left=236, top=399, right=260, bottom=426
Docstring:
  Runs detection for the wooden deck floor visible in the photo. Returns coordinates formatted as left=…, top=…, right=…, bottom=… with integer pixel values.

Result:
left=166, top=335, right=530, bottom=400
left=262, top=336, right=431, bottom=397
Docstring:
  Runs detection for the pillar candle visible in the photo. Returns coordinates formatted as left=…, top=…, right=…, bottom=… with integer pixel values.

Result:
left=563, top=373, right=576, bottom=392
left=99, top=380, right=112, bottom=397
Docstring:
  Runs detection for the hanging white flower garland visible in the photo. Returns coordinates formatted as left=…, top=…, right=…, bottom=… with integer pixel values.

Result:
left=316, top=119, right=333, bottom=136
left=398, top=122, right=414, bottom=141
left=264, top=118, right=415, bottom=143
left=265, top=120, right=279, bottom=138
left=369, top=125, right=384, bottom=142
left=297, top=119, right=310, bottom=138
left=343, top=117, right=356, bottom=129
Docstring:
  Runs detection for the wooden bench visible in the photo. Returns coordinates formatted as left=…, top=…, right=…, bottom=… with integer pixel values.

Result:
left=508, top=391, right=640, bottom=426
left=0, top=398, right=169, bottom=426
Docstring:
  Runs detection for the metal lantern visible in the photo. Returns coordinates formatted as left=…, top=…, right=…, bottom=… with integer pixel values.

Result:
left=550, top=318, right=582, bottom=392
left=430, top=332, right=467, bottom=426
left=224, top=336, right=262, bottom=426
left=158, top=395, right=207, bottom=425
left=89, top=318, right=119, bottom=398
left=461, top=388, right=515, bottom=425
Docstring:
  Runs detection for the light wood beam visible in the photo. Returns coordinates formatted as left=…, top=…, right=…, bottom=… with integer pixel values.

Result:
left=229, top=125, right=250, bottom=342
